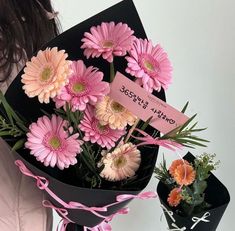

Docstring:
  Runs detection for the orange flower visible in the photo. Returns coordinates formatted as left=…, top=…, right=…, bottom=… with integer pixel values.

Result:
left=174, top=164, right=196, bottom=186
left=22, top=47, right=71, bottom=103
left=169, top=159, right=190, bottom=177
left=167, top=188, right=182, bottom=207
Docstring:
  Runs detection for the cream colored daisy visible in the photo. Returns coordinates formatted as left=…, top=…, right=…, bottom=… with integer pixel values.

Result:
left=95, top=96, right=136, bottom=130
left=99, top=142, right=141, bottom=181
left=21, top=47, right=71, bottom=103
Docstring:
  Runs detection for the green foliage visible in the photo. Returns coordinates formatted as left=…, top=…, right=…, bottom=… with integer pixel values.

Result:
left=194, top=153, right=220, bottom=181
left=154, top=156, right=175, bottom=186
left=160, top=114, right=209, bottom=148
left=0, top=91, right=28, bottom=150
left=160, top=102, right=209, bottom=149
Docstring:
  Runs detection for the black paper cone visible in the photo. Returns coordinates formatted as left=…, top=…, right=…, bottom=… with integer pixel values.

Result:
left=3, top=0, right=165, bottom=228
left=157, top=152, right=230, bottom=231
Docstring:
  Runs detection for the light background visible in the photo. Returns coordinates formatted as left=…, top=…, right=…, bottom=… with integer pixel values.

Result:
left=52, top=0, right=235, bottom=230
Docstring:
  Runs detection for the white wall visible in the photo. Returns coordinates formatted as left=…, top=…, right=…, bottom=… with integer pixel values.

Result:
left=52, top=0, right=235, bottom=230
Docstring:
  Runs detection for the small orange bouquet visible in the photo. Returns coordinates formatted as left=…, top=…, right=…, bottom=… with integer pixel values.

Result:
left=156, top=152, right=230, bottom=231
left=155, top=153, right=220, bottom=215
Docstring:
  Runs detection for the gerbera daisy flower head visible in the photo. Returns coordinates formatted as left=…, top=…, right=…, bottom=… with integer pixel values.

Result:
left=22, top=47, right=71, bottom=103
left=79, top=106, right=125, bottom=149
left=95, top=96, right=137, bottom=130
left=25, top=114, right=83, bottom=170
left=126, top=38, right=172, bottom=93
left=167, top=188, right=182, bottom=207
left=99, top=142, right=141, bottom=181
left=54, top=60, right=110, bottom=111
left=174, top=164, right=196, bottom=186
left=169, top=159, right=190, bottom=177
left=81, top=22, right=135, bottom=63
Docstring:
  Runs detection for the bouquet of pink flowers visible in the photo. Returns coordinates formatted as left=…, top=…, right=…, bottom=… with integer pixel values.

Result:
left=0, top=0, right=208, bottom=230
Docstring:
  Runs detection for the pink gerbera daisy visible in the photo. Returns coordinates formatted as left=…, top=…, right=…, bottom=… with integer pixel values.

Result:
left=79, top=106, right=125, bottom=149
left=54, top=60, right=110, bottom=111
left=25, top=115, right=83, bottom=170
left=126, top=38, right=172, bottom=92
left=81, top=22, right=135, bottom=62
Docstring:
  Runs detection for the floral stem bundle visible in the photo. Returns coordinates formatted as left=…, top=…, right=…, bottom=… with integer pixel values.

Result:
left=0, top=0, right=213, bottom=229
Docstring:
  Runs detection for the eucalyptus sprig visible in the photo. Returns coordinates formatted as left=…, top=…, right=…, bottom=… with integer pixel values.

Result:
left=160, top=102, right=209, bottom=149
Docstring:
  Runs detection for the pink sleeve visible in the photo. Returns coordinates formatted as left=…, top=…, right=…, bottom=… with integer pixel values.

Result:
left=0, top=137, right=53, bottom=231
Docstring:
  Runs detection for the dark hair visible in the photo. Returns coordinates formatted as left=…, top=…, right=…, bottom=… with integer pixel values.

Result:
left=0, top=0, right=60, bottom=82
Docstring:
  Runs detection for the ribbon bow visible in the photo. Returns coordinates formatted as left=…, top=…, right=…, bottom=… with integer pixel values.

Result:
left=42, top=200, right=73, bottom=231
left=132, top=129, right=182, bottom=151
left=191, top=212, right=210, bottom=229
left=15, top=160, right=49, bottom=189
left=68, top=201, right=107, bottom=219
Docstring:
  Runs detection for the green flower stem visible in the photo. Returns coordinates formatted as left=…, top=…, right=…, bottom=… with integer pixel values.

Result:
left=110, top=62, right=115, bottom=82
left=124, top=118, right=140, bottom=143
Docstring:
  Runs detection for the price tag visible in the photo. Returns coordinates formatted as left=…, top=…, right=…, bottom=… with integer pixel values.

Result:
left=109, top=72, right=189, bottom=134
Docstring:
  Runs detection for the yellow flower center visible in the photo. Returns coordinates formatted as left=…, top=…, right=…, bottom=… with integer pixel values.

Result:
left=144, top=60, right=154, bottom=71
left=114, top=156, right=127, bottom=168
left=110, top=101, right=125, bottom=113
left=49, top=136, right=61, bottom=149
left=102, top=40, right=114, bottom=48
left=72, top=83, right=86, bottom=93
left=40, top=67, right=52, bottom=82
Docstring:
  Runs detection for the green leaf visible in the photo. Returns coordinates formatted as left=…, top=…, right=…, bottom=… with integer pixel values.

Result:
left=0, top=131, right=11, bottom=136
left=0, top=91, right=14, bottom=125
left=139, top=116, right=153, bottom=131
left=181, top=101, right=189, bottom=113
left=175, top=138, right=208, bottom=147
left=12, top=138, right=26, bottom=151
left=0, top=91, right=25, bottom=125
left=179, top=114, right=197, bottom=133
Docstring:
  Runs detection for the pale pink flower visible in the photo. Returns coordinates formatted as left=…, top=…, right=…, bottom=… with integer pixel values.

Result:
left=79, top=106, right=125, bottom=149
left=54, top=60, right=109, bottom=111
left=95, top=96, right=136, bottom=130
left=126, top=38, right=172, bottom=92
left=22, top=47, right=71, bottom=103
left=99, top=142, right=141, bottom=181
left=25, top=115, right=83, bottom=170
left=81, top=22, right=135, bottom=62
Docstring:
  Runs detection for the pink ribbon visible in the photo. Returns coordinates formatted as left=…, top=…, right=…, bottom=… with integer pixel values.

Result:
left=84, top=208, right=129, bottom=231
left=132, top=129, right=183, bottom=151
left=42, top=200, right=73, bottom=231
left=116, top=191, right=157, bottom=202
left=15, top=160, right=157, bottom=231
left=15, top=160, right=109, bottom=218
